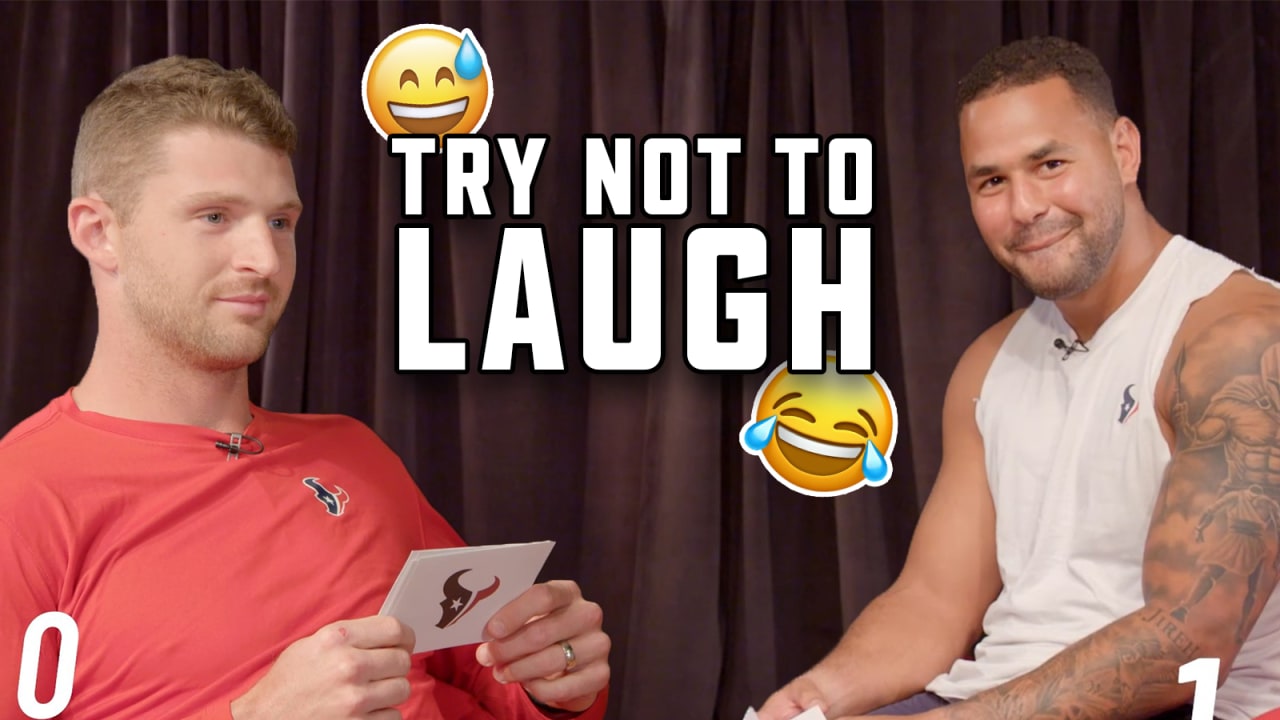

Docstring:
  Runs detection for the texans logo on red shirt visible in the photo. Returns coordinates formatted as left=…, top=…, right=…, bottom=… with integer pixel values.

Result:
left=302, top=477, right=350, bottom=516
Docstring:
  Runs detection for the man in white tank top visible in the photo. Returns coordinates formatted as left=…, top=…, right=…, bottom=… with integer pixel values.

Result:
left=758, top=36, right=1280, bottom=720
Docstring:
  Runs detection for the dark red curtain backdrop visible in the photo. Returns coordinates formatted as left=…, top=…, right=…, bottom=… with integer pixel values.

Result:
left=2, top=2, right=1278, bottom=718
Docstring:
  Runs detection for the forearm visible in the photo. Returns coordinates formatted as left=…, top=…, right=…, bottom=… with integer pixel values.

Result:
left=936, top=605, right=1201, bottom=720
left=812, top=585, right=982, bottom=716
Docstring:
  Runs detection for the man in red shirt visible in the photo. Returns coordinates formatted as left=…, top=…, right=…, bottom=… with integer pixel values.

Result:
left=1, top=55, right=610, bottom=719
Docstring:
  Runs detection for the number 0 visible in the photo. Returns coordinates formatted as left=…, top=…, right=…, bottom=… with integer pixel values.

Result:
left=16, top=612, right=78, bottom=719
left=1179, top=657, right=1220, bottom=720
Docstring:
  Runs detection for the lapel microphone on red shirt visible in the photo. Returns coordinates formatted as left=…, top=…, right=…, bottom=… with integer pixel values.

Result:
left=1053, top=337, right=1090, bottom=360
left=214, top=432, right=265, bottom=461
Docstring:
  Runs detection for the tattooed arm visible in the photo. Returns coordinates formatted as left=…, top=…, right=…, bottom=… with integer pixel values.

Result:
left=880, top=308, right=1280, bottom=720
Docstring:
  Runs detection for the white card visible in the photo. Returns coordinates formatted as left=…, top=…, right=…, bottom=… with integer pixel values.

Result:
left=379, top=540, right=554, bottom=653
left=742, top=707, right=827, bottom=720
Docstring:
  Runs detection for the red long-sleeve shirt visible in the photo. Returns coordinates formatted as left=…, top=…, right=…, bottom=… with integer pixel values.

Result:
left=1, top=390, right=606, bottom=719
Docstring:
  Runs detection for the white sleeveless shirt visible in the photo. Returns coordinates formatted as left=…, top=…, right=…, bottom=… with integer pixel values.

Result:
left=925, top=236, right=1280, bottom=719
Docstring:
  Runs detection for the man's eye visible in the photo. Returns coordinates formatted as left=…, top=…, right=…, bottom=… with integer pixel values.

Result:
left=204, top=213, right=224, bottom=224
left=270, top=218, right=292, bottom=230
left=982, top=177, right=1003, bottom=189
left=1043, top=160, right=1064, bottom=170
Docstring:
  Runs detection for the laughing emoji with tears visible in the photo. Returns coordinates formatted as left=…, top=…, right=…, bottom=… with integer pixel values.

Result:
left=740, top=352, right=898, bottom=497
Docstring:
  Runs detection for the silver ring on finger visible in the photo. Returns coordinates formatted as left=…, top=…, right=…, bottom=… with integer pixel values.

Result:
left=560, top=640, right=577, bottom=672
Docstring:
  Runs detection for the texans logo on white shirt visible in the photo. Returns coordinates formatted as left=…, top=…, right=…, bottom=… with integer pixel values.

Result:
left=1118, top=384, right=1139, bottom=424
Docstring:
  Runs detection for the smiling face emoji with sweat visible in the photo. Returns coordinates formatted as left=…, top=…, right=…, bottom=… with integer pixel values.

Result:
left=741, top=354, right=898, bottom=496
left=362, top=25, right=493, bottom=139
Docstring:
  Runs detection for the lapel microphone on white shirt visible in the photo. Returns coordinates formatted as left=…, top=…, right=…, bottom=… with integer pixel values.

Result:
left=1053, top=337, right=1090, bottom=360
left=214, top=432, right=265, bottom=461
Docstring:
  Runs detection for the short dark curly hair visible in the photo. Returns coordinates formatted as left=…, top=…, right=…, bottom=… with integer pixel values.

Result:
left=957, top=36, right=1118, bottom=125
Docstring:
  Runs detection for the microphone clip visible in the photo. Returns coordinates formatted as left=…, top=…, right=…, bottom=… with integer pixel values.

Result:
left=214, top=432, right=264, bottom=461
left=1053, top=337, right=1090, bottom=360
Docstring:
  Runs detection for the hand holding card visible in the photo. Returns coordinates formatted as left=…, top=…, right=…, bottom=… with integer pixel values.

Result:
left=230, top=615, right=417, bottom=719
left=379, top=541, right=555, bottom=653
left=755, top=674, right=835, bottom=720
left=378, top=540, right=612, bottom=714
left=475, top=578, right=612, bottom=713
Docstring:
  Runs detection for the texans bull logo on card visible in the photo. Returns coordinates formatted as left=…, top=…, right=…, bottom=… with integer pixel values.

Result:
left=302, top=477, right=351, bottom=516
left=438, top=569, right=501, bottom=629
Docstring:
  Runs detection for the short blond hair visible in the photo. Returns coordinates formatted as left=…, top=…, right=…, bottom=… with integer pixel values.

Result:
left=71, top=56, right=297, bottom=223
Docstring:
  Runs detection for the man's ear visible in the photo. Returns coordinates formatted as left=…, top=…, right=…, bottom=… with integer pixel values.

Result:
left=1111, top=116, right=1142, bottom=186
left=68, top=195, right=121, bottom=274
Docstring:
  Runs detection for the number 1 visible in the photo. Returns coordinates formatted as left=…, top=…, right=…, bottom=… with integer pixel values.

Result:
left=1179, top=657, right=1220, bottom=720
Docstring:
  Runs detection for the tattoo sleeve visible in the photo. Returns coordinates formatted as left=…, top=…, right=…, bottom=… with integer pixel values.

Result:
left=938, top=306, right=1280, bottom=720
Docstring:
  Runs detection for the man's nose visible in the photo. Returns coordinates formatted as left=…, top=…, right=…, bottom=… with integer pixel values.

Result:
left=232, top=220, right=282, bottom=277
left=1008, top=178, right=1049, bottom=227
